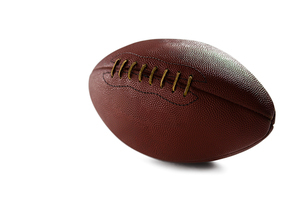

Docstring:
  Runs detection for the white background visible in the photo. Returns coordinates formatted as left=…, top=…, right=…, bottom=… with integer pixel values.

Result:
left=0, top=0, right=295, bottom=196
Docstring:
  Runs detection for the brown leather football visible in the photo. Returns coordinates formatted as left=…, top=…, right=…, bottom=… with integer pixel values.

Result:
left=89, top=39, right=275, bottom=162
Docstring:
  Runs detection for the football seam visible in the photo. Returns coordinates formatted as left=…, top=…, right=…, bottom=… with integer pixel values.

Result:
left=190, top=85, right=273, bottom=121
left=110, top=52, right=207, bottom=83
left=102, top=69, right=272, bottom=121
left=102, top=72, right=199, bottom=106
left=107, top=53, right=273, bottom=120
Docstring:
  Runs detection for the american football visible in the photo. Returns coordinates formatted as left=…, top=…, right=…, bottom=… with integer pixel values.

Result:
left=89, top=39, right=275, bottom=162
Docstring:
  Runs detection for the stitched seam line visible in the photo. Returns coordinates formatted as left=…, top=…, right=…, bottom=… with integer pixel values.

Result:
left=103, top=72, right=198, bottom=106
left=188, top=84, right=273, bottom=121
left=103, top=55, right=272, bottom=120
left=103, top=69, right=272, bottom=121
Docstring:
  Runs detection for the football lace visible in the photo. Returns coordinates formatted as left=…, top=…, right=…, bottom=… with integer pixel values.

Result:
left=111, top=59, right=192, bottom=97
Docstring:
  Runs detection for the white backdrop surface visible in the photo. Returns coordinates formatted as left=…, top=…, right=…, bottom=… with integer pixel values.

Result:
left=0, top=1, right=295, bottom=196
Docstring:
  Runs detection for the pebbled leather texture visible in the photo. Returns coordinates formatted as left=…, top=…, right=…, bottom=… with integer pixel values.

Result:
left=89, top=39, right=275, bottom=162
